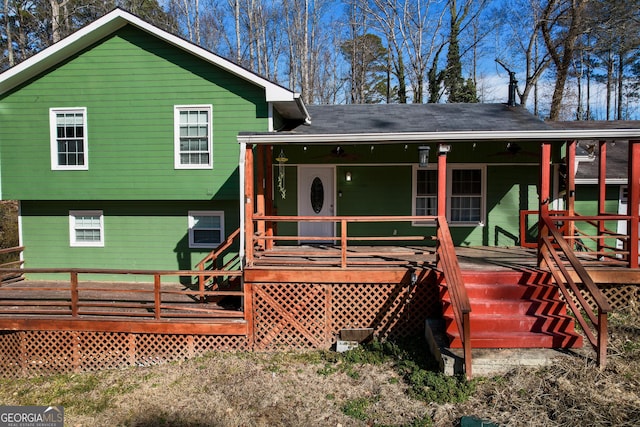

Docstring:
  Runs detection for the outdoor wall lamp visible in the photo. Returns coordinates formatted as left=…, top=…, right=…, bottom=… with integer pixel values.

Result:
left=438, top=144, right=452, bottom=154
left=345, top=171, right=352, bottom=182
left=418, top=146, right=430, bottom=167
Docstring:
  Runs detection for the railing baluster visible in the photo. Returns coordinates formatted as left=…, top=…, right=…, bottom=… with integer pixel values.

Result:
left=154, top=274, right=161, bottom=320
left=341, top=219, right=347, bottom=268
left=70, top=271, right=78, bottom=317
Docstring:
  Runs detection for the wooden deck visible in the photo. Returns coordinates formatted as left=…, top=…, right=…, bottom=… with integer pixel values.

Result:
left=0, top=279, right=247, bottom=335
left=0, top=245, right=636, bottom=337
left=251, top=244, right=640, bottom=284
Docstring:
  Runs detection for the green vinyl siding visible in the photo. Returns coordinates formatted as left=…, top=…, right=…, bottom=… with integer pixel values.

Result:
left=273, top=160, right=539, bottom=247
left=573, top=184, right=622, bottom=251
left=0, top=25, right=268, bottom=200
left=20, top=200, right=239, bottom=282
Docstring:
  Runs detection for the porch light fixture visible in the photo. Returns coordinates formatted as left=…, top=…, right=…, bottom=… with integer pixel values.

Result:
left=345, top=171, right=352, bottom=182
left=418, top=146, right=430, bottom=167
left=438, top=144, right=452, bottom=154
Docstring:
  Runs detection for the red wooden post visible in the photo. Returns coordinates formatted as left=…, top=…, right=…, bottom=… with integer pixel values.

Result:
left=628, top=140, right=640, bottom=268
left=244, top=282, right=255, bottom=350
left=437, top=147, right=448, bottom=218
left=245, top=145, right=255, bottom=266
left=598, top=141, right=607, bottom=255
left=463, top=312, right=472, bottom=380
left=265, top=145, right=274, bottom=250
left=566, top=140, right=576, bottom=239
left=341, top=219, right=347, bottom=268
left=597, top=310, right=608, bottom=369
left=255, top=145, right=266, bottom=250
left=70, top=272, right=78, bottom=317
left=154, top=274, right=161, bottom=320
left=538, top=142, right=552, bottom=267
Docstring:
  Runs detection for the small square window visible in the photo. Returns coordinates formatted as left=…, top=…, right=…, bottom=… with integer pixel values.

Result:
left=51, top=108, right=88, bottom=170
left=69, top=210, right=103, bottom=247
left=188, top=211, right=224, bottom=248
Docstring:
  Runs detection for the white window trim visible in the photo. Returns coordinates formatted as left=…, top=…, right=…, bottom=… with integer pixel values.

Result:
left=411, top=164, right=438, bottom=226
left=50, top=107, right=88, bottom=170
left=69, top=210, right=104, bottom=247
left=174, top=105, right=213, bottom=170
left=412, top=163, right=486, bottom=226
left=188, top=210, right=225, bottom=248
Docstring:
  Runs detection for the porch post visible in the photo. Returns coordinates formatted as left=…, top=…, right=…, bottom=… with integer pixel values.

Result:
left=538, top=141, right=552, bottom=267
left=628, top=140, right=640, bottom=268
left=245, top=144, right=255, bottom=266
left=265, top=145, right=275, bottom=250
left=597, top=141, right=607, bottom=255
left=566, top=140, right=576, bottom=239
left=437, top=145, right=448, bottom=218
left=255, top=145, right=266, bottom=250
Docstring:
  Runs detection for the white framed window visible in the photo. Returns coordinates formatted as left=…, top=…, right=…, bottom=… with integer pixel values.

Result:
left=415, top=168, right=438, bottom=216
left=69, top=210, right=103, bottom=247
left=448, top=166, right=485, bottom=225
left=174, top=105, right=213, bottom=169
left=188, top=211, right=224, bottom=248
left=412, top=164, right=486, bottom=225
left=50, top=108, right=88, bottom=170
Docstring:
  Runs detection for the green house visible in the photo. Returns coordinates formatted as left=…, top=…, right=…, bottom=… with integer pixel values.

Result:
left=0, top=9, right=307, bottom=276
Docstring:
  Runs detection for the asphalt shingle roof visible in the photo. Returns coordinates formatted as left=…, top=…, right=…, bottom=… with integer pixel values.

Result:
left=286, top=103, right=551, bottom=134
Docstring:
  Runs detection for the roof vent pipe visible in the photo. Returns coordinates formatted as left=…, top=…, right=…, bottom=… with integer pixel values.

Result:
left=495, top=59, right=518, bottom=107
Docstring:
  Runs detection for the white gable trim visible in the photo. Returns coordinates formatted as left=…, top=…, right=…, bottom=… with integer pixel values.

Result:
left=0, top=9, right=301, bottom=105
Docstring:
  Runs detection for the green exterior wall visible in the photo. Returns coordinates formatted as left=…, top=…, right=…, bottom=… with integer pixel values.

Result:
left=21, top=200, right=239, bottom=281
left=0, top=25, right=272, bottom=275
left=0, top=25, right=269, bottom=201
left=272, top=142, right=541, bottom=247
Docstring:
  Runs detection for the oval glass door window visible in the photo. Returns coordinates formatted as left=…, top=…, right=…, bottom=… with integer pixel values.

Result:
left=310, top=177, right=324, bottom=213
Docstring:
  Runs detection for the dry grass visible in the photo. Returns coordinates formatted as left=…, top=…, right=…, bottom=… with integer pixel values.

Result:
left=0, top=307, right=639, bottom=426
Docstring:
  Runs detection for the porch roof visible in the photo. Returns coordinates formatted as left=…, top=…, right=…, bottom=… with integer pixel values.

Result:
left=239, top=104, right=640, bottom=144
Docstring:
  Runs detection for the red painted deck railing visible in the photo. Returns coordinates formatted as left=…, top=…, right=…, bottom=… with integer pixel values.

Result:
left=435, top=216, right=472, bottom=379
left=249, top=215, right=438, bottom=268
left=539, top=215, right=612, bottom=368
left=195, top=227, right=241, bottom=301
left=520, top=210, right=635, bottom=266
left=0, top=268, right=244, bottom=321
left=0, top=246, right=25, bottom=284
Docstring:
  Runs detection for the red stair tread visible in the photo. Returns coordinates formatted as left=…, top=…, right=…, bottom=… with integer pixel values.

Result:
left=448, top=330, right=584, bottom=349
left=440, top=271, right=582, bottom=350
left=444, top=313, right=577, bottom=334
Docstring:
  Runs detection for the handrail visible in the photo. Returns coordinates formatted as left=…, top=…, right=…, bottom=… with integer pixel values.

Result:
left=0, top=267, right=244, bottom=321
left=196, top=228, right=241, bottom=299
left=250, top=215, right=437, bottom=268
left=435, top=216, right=472, bottom=379
left=520, top=210, right=633, bottom=264
left=0, top=246, right=25, bottom=284
left=539, top=215, right=611, bottom=368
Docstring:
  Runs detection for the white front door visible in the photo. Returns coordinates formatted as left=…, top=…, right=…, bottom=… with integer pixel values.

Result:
left=298, top=166, right=335, bottom=242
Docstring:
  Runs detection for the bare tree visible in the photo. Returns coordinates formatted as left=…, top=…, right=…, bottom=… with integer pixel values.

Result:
left=495, top=0, right=551, bottom=110
left=540, top=0, right=589, bottom=121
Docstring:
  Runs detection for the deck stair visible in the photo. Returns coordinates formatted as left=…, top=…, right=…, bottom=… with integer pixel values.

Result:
left=441, top=271, right=583, bottom=349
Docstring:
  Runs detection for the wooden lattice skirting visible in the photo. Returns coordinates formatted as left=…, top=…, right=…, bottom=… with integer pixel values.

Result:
left=251, top=281, right=441, bottom=350
left=2, top=282, right=635, bottom=377
left=0, top=331, right=249, bottom=377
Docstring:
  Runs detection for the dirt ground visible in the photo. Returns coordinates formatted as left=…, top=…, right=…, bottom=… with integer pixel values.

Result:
left=1, top=308, right=639, bottom=426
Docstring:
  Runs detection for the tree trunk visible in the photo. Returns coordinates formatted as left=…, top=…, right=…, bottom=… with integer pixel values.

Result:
left=4, top=0, right=14, bottom=67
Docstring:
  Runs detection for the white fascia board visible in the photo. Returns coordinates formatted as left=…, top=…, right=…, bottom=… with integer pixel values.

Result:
left=0, top=9, right=298, bottom=103
left=238, top=129, right=640, bottom=145
left=575, top=178, right=628, bottom=185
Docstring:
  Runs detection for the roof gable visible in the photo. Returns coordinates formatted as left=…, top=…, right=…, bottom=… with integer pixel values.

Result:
left=0, top=8, right=306, bottom=119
